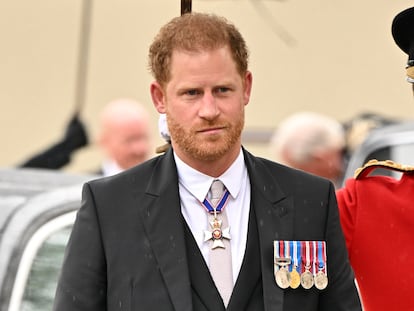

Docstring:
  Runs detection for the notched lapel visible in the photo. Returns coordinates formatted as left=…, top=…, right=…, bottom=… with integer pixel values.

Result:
left=252, top=190, right=292, bottom=310
left=243, top=150, right=295, bottom=310
left=138, top=150, right=193, bottom=311
left=243, top=149, right=294, bottom=240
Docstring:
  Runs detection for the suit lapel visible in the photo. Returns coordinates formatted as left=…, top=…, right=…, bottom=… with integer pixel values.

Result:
left=137, top=149, right=193, bottom=311
left=227, top=200, right=262, bottom=310
left=243, top=149, right=294, bottom=311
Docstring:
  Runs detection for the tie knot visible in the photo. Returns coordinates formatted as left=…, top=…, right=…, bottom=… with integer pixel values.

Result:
left=210, top=180, right=225, bottom=203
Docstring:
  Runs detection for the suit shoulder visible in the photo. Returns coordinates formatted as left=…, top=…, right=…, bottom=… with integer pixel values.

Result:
left=251, top=155, right=332, bottom=196
left=87, top=155, right=164, bottom=188
left=257, top=156, right=329, bottom=181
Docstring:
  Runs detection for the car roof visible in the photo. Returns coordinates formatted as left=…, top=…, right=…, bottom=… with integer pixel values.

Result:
left=0, top=167, right=95, bottom=228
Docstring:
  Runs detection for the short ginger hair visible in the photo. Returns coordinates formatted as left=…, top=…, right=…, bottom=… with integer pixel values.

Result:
left=148, top=12, right=249, bottom=87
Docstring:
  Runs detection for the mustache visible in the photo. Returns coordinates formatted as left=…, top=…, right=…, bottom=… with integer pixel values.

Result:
left=194, top=119, right=229, bottom=128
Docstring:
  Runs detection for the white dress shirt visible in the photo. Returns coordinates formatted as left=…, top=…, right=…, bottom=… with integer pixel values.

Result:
left=101, top=159, right=124, bottom=177
left=174, top=149, right=251, bottom=284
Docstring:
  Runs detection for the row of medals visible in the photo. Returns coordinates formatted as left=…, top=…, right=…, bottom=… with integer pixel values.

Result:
left=274, top=258, right=328, bottom=290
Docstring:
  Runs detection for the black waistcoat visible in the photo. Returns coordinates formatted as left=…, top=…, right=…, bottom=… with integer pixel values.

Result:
left=183, top=204, right=264, bottom=311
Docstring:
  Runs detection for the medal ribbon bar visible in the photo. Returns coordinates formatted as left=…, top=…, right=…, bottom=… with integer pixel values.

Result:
left=273, top=240, right=328, bottom=290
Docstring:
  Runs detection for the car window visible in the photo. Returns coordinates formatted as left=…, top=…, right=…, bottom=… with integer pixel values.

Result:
left=20, top=226, right=72, bottom=311
left=342, top=122, right=414, bottom=181
left=8, top=211, right=76, bottom=311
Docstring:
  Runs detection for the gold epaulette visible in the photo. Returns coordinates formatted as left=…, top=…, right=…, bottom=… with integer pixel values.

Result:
left=354, top=159, right=414, bottom=179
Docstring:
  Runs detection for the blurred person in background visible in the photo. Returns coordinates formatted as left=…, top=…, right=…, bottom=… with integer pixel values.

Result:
left=18, top=98, right=153, bottom=176
left=97, top=98, right=153, bottom=176
left=270, top=111, right=346, bottom=188
left=336, top=7, right=414, bottom=311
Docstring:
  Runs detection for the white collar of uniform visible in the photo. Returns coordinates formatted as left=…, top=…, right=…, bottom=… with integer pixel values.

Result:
left=174, top=149, right=246, bottom=203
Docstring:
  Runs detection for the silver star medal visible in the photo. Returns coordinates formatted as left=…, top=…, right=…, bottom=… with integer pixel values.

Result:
left=204, top=217, right=231, bottom=249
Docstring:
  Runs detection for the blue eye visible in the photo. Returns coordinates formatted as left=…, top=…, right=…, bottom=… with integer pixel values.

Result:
left=187, top=89, right=199, bottom=96
left=215, top=87, right=231, bottom=95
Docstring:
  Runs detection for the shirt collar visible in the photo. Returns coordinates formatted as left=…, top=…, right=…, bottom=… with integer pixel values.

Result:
left=101, top=159, right=124, bottom=177
left=174, top=149, right=246, bottom=202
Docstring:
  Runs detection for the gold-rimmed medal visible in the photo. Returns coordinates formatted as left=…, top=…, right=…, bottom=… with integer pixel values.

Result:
left=314, top=241, right=328, bottom=290
left=274, top=257, right=291, bottom=289
left=300, top=269, right=314, bottom=289
left=275, top=266, right=291, bottom=289
left=314, top=270, right=328, bottom=290
left=274, top=241, right=292, bottom=289
left=289, top=266, right=301, bottom=289
left=300, top=241, right=314, bottom=289
left=289, top=241, right=301, bottom=289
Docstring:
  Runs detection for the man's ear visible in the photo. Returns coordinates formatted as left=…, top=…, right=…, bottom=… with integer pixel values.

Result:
left=150, top=81, right=166, bottom=113
left=243, top=71, right=253, bottom=106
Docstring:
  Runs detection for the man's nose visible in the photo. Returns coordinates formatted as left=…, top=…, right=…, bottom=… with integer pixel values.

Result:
left=198, top=93, right=219, bottom=120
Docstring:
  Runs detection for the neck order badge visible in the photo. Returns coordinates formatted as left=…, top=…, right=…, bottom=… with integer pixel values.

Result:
left=202, top=180, right=233, bottom=306
left=202, top=181, right=231, bottom=249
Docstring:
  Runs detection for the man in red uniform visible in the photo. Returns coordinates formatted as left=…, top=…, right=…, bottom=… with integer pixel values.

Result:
left=336, top=7, right=414, bottom=311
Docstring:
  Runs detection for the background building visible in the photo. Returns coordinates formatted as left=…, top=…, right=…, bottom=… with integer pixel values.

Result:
left=1, top=0, right=413, bottom=172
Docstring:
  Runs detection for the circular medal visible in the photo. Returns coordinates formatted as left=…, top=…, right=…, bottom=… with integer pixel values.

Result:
left=314, top=271, right=328, bottom=290
left=212, top=228, right=222, bottom=240
left=300, top=270, right=314, bottom=289
left=289, top=269, right=301, bottom=289
left=275, top=268, right=291, bottom=289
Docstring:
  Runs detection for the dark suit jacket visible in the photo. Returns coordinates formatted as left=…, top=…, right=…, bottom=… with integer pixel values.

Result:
left=53, top=148, right=361, bottom=311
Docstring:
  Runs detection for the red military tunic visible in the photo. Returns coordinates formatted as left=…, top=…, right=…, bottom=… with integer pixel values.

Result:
left=336, top=160, right=414, bottom=311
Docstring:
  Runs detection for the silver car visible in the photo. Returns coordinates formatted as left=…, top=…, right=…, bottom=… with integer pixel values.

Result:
left=0, top=168, right=96, bottom=311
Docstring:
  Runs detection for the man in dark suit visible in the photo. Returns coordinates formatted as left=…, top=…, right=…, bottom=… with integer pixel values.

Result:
left=53, top=12, right=361, bottom=311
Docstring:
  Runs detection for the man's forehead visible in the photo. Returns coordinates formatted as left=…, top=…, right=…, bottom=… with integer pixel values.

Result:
left=169, top=47, right=237, bottom=74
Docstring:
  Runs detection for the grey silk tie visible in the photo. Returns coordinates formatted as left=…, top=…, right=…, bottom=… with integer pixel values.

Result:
left=208, top=180, right=233, bottom=307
